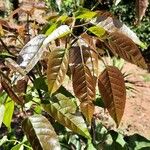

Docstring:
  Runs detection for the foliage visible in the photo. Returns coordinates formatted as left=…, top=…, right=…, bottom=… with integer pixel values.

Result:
left=0, top=0, right=150, bottom=149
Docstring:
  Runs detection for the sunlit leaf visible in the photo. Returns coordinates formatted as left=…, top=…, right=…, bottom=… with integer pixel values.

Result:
left=0, top=105, right=5, bottom=128
left=47, top=48, right=69, bottom=95
left=80, top=101, right=95, bottom=124
left=88, top=26, right=106, bottom=38
left=91, top=16, right=145, bottom=47
left=17, top=34, right=46, bottom=73
left=70, top=45, right=98, bottom=77
left=98, top=66, right=126, bottom=126
left=75, top=8, right=97, bottom=19
left=114, top=0, right=122, bottom=5
left=11, top=143, right=24, bottom=150
left=43, top=25, right=71, bottom=46
left=43, top=94, right=91, bottom=139
left=107, top=32, right=147, bottom=69
left=22, top=115, right=60, bottom=150
left=136, top=0, right=149, bottom=23
left=3, top=98, right=14, bottom=129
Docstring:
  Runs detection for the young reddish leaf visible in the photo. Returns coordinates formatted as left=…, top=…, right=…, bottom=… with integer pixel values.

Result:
left=22, top=115, right=60, bottom=150
left=107, top=32, right=147, bottom=69
left=1, top=79, right=24, bottom=105
left=136, top=0, right=149, bottom=23
left=70, top=45, right=98, bottom=77
left=72, top=64, right=96, bottom=103
left=47, top=48, right=69, bottom=95
left=98, top=66, right=126, bottom=126
left=42, top=94, right=91, bottom=139
left=80, top=101, right=95, bottom=124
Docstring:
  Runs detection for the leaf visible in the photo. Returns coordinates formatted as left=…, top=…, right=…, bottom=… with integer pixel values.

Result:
left=1, top=79, right=24, bottom=105
left=91, top=16, right=145, bottom=47
left=0, top=105, right=5, bottom=128
left=136, top=0, right=149, bottom=23
left=70, top=45, right=98, bottom=77
left=5, top=58, right=27, bottom=76
left=42, top=94, right=91, bottom=139
left=22, top=115, right=60, bottom=150
left=17, top=34, right=46, bottom=73
left=114, top=0, right=122, bottom=6
left=72, top=64, right=96, bottom=102
left=43, top=25, right=71, bottom=46
left=3, top=98, right=14, bottom=129
left=11, top=143, right=24, bottom=150
left=98, top=66, right=126, bottom=126
left=125, top=133, right=150, bottom=149
left=75, top=8, right=97, bottom=19
left=47, top=48, right=69, bottom=95
left=80, top=101, right=95, bottom=124
left=88, top=26, right=106, bottom=38
left=107, top=32, right=147, bottom=69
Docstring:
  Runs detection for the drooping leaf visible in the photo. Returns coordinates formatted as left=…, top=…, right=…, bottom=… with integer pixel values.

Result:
left=98, top=66, right=126, bottom=126
left=72, top=64, right=96, bottom=103
left=136, top=0, right=149, bottom=23
left=75, top=8, right=97, bottom=19
left=17, top=34, right=46, bottom=73
left=80, top=101, right=95, bottom=124
left=0, top=105, right=5, bottom=128
left=91, top=16, right=145, bottom=47
left=47, top=48, right=69, bottom=95
left=107, top=32, right=147, bottom=69
left=1, top=79, right=24, bottom=105
left=43, top=25, right=71, bottom=46
left=3, top=98, right=14, bottom=129
left=42, top=94, right=91, bottom=139
left=70, top=45, right=98, bottom=77
left=22, top=115, right=60, bottom=150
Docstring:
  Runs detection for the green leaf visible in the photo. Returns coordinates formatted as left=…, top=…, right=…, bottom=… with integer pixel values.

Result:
left=75, top=8, right=97, bottom=19
left=11, top=143, right=24, bottom=150
left=0, top=104, right=5, bottom=127
left=42, top=94, right=91, bottom=139
left=22, top=115, right=60, bottom=150
left=0, top=136, right=7, bottom=146
left=88, top=26, right=106, bottom=38
left=33, top=76, right=48, bottom=92
left=3, top=98, right=14, bottom=129
left=43, top=25, right=71, bottom=46
left=125, top=134, right=150, bottom=149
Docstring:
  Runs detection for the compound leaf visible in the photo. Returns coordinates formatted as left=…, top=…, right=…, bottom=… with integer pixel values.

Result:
left=107, top=32, right=147, bottom=69
left=98, top=66, right=126, bottom=126
left=42, top=94, right=91, bottom=139
left=91, top=16, right=145, bottom=47
left=22, top=115, right=60, bottom=150
left=47, top=48, right=69, bottom=95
